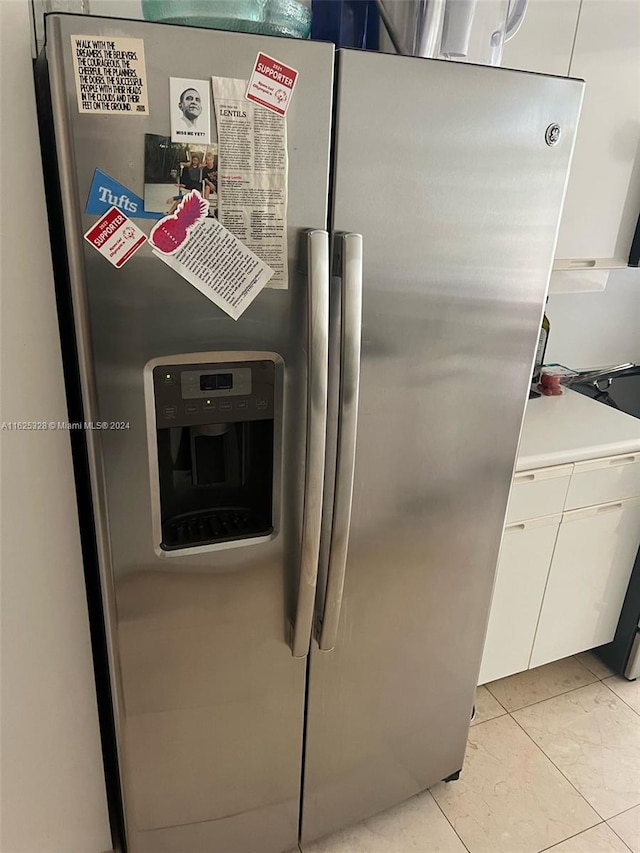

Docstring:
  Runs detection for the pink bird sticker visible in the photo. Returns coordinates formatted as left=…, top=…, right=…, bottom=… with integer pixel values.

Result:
left=149, top=191, right=208, bottom=255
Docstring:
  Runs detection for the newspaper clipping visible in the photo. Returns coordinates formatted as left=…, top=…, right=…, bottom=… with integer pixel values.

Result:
left=211, top=76, right=288, bottom=289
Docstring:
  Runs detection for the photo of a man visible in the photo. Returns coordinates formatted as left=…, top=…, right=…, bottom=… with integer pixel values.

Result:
left=170, top=77, right=211, bottom=144
left=178, top=87, right=202, bottom=129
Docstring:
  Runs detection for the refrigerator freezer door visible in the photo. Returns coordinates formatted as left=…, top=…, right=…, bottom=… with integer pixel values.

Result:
left=44, top=15, right=333, bottom=853
left=302, top=50, right=583, bottom=843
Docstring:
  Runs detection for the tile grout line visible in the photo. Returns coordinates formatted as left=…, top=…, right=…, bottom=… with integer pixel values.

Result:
left=508, top=708, right=606, bottom=825
left=464, top=661, right=631, bottom=852
left=608, top=827, right=636, bottom=853
left=491, top=671, right=640, bottom=847
left=428, top=790, right=473, bottom=853
left=476, top=682, right=508, bottom=712
left=467, top=696, right=600, bottom=852
left=538, top=819, right=634, bottom=853
left=458, top=699, right=603, bottom=853
left=482, top=653, right=611, bottom=713
left=608, top=804, right=640, bottom=821
left=607, top=814, right=637, bottom=853
left=470, top=711, right=508, bottom=728
left=486, top=675, right=600, bottom=715
left=482, top=681, right=508, bottom=710
left=574, top=653, right=615, bottom=681
left=537, top=819, right=606, bottom=852
left=601, top=677, right=640, bottom=718
left=606, top=802, right=640, bottom=853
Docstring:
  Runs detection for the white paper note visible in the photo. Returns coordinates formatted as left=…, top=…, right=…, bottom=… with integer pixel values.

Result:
left=153, top=218, right=273, bottom=320
left=71, top=35, right=148, bottom=116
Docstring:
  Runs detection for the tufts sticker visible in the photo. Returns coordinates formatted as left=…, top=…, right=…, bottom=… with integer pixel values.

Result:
left=86, top=169, right=161, bottom=219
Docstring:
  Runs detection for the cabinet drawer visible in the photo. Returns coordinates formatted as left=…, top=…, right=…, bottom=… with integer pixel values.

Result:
left=565, top=453, right=640, bottom=510
left=530, top=496, right=640, bottom=668
left=479, top=514, right=561, bottom=685
left=507, top=464, right=572, bottom=523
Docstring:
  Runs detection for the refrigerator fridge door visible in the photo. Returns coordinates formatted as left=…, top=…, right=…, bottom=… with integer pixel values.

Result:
left=43, top=15, right=333, bottom=853
left=301, top=50, right=583, bottom=843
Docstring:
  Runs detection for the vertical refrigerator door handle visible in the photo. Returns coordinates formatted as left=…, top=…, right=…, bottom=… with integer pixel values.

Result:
left=291, top=230, right=330, bottom=658
left=318, top=233, right=363, bottom=651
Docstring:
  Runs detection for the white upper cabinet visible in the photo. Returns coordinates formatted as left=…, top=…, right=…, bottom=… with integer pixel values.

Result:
left=502, top=0, right=581, bottom=76
left=504, top=0, right=640, bottom=268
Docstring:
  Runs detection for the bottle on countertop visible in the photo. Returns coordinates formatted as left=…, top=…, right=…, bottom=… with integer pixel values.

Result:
left=533, top=300, right=550, bottom=383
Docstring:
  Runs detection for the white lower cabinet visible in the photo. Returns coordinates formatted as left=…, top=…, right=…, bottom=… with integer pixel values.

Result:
left=530, top=497, right=640, bottom=668
left=564, top=453, right=640, bottom=510
left=480, top=453, right=640, bottom=684
left=507, top=464, right=572, bottom=523
left=479, top=514, right=561, bottom=686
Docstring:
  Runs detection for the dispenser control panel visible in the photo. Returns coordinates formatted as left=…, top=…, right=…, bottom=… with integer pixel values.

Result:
left=181, top=367, right=252, bottom=399
left=153, top=359, right=275, bottom=427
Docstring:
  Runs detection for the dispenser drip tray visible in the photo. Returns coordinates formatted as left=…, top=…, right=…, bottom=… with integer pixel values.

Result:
left=163, top=507, right=272, bottom=549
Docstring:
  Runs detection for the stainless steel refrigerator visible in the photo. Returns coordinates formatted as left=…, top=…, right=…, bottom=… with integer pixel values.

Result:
left=37, top=13, right=583, bottom=853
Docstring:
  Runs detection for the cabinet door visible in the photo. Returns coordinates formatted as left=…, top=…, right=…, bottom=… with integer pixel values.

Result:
left=530, top=497, right=640, bottom=668
left=502, top=0, right=581, bottom=76
left=555, top=0, right=640, bottom=264
left=479, top=514, right=561, bottom=685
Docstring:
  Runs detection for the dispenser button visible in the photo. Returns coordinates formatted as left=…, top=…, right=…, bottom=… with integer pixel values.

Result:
left=185, top=404, right=198, bottom=414
left=256, top=399, right=268, bottom=410
left=202, top=399, right=216, bottom=410
left=236, top=400, right=248, bottom=410
left=219, top=401, right=232, bottom=411
left=163, top=405, right=177, bottom=418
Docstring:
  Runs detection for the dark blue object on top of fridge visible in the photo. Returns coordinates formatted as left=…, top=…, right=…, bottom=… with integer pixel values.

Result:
left=311, top=0, right=379, bottom=48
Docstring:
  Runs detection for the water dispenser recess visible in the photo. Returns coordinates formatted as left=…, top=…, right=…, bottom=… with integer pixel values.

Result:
left=151, top=358, right=276, bottom=551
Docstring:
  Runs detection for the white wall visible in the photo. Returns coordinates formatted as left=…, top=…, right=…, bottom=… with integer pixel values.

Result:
left=0, top=1, right=112, bottom=851
left=546, top=267, right=640, bottom=369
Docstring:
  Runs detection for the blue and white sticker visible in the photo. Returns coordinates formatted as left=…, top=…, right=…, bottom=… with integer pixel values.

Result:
left=85, top=169, right=161, bottom=220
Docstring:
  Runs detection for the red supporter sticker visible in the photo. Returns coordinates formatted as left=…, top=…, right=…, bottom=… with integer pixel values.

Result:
left=246, top=52, right=298, bottom=117
left=84, top=206, right=147, bottom=268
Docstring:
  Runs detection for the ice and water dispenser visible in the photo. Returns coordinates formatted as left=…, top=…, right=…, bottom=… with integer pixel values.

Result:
left=150, top=356, right=277, bottom=551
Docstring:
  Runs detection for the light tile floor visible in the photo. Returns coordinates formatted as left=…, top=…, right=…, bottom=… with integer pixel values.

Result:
left=302, top=652, right=640, bottom=853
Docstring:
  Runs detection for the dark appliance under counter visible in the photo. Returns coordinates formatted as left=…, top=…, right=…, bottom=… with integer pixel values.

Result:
left=572, top=371, right=640, bottom=679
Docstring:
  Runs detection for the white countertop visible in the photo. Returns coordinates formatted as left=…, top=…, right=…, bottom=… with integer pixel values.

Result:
left=516, top=388, right=640, bottom=472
